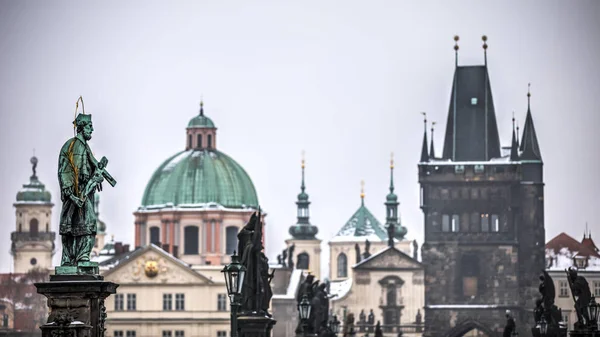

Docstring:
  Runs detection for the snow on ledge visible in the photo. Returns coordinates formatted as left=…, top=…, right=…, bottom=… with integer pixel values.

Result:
left=427, top=304, right=504, bottom=309
left=273, top=269, right=303, bottom=300
left=330, top=278, right=353, bottom=302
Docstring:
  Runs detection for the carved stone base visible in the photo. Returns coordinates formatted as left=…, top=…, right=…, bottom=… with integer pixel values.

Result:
left=237, top=314, right=276, bottom=337
left=35, top=274, right=118, bottom=337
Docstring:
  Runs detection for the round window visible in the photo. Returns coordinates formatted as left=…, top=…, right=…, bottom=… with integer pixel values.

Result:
left=30, top=258, right=37, bottom=265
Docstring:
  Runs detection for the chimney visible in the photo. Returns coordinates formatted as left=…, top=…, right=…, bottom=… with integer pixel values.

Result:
left=123, top=244, right=130, bottom=253
left=162, top=243, right=169, bottom=252
left=172, top=245, right=179, bottom=258
left=114, top=242, right=123, bottom=255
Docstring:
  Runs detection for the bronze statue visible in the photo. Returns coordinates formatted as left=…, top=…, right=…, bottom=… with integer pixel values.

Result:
left=57, top=107, right=116, bottom=269
left=288, top=243, right=295, bottom=269
left=566, top=267, right=592, bottom=330
left=362, top=239, right=371, bottom=260
left=355, top=243, right=361, bottom=264
left=387, top=223, right=395, bottom=247
left=503, top=311, right=516, bottom=337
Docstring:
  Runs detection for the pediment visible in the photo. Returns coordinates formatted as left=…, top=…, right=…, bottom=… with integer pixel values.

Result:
left=102, top=245, right=211, bottom=284
left=354, top=247, right=422, bottom=270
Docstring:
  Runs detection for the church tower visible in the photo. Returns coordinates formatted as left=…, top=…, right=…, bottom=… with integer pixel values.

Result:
left=418, top=36, right=544, bottom=336
left=285, top=152, right=322, bottom=280
left=91, top=194, right=107, bottom=257
left=11, top=156, right=56, bottom=273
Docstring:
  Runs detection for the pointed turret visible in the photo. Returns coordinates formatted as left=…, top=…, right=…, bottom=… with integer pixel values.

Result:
left=420, top=112, right=429, bottom=162
left=288, top=151, right=318, bottom=240
left=510, top=114, right=519, bottom=161
left=385, top=153, right=407, bottom=240
left=519, top=84, right=542, bottom=162
left=429, top=121, right=436, bottom=159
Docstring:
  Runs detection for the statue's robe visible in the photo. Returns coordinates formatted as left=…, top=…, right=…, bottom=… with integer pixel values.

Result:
left=57, top=134, right=98, bottom=265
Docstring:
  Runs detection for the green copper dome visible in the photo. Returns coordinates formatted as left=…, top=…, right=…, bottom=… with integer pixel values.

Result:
left=141, top=149, right=259, bottom=209
left=16, top=157, right=51, bottom=203
left=187, top=102, right=216, bottom=128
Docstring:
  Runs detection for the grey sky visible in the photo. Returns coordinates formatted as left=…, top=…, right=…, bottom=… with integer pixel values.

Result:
left=1, top=1, right=599, bottom=274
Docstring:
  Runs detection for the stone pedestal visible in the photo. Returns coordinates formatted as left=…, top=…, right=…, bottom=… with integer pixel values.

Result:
left=237, top=314, right=276, bottom=337
left=35, top=274, right=118, bottom=337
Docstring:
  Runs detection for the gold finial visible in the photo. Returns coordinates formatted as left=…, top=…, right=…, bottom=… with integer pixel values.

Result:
left=390, top=152, right=394, bottom=169
left=453, top=35, right=459, bottom=50
left=360, top=180, right=365, bottom=199
left=199, top=100, right=204, bottom=116
left=527, top=83, right=531, bottom=98
left=301, top=150, right=305, bottom=169
left=421, top=111, right=427, bottom=123
left=482, top=35, right=488, bottom=49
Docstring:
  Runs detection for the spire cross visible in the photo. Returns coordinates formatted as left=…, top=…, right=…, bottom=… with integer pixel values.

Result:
left=389, top=152, right=395, bottom=193
left=527, top=83, right=531, bottom=109
left=199, top=100, right=204, bottom=116
left=300, top=150, right=306, bottom=192
left=453, top=35, right=459, bottom=67
left=360, top=180, right=365, bottom=202
left=390, top=152, right=394, bottom=169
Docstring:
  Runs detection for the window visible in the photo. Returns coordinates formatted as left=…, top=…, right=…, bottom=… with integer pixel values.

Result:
left=471, top=97, right=478, bottom=105
left=126, top=331, right=136, bottom=337
left=455, top=165, right=465, bottom=174
left=127, top=294, right=136, bottom=311
left=175, top=293, right=185, bottom=311
left=491, top=214, right=499, bottom=232
left=218, top=294, right=227, bottom=311
left=184, top=226, right=199, bottom=255
left=442, top=214, right=450, bottom=232
left=470, top=213, right=479, bottom=232
left=562, top=311, right=570, bottom=328
left=217, top=332, right=227, bottom=337
left=18, top=223, right=22, bottom=232
left=559, top=281, right=569, bottom=297
left=211, top=220, right=216, bottom=252
left=481, top=214, right=490, bottom=232
left=175, top=332, right=184, bottom=337
left=474, top=165, right=485, bottom=173
left=594, top=281, right=600, bottom=297
left=188, top=134, right=192, bottom=148
left=197, top=134, right=202, bottom=148
left=337, top=253, right=348, bottom=278
left=461, top=255, right=479, bottom=298
left=30, top=218, right=39, bottom=235
left=451, top=215, right=460, bottom=232
left=297, top=252, right=309, bottom=270
left=208, top=134, right=213, bottom=148
left=225, top=226, right=238, bottom=255
left=386, top=284, right=397, bottom=306
left=162, top=331, right=172, bottom=337
left=163, top=293, right=172, bottom=311
left=46, top=223, right=49, bottom=232
left=150, top=227, right=160, bottom=245
left=114, top=294, right=124, bottom=311
left=114, top=331, right=124, bottom=337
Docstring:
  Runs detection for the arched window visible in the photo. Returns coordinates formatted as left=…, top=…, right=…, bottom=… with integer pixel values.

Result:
left=337, top=253, right=348, bottom=278
left=46, top=223, right=49, bottom=232
left=184, top=226, right=199, bottom=254
left=150, top=227, right=160, bottom=245
left=297, top=252, right=309, bottom=269
left=30, top=219, right=39, bottom=235
left=197, top=134, right=202, bottom=148
left=207, top=135, right=213, bottom=148
left=188, top=134, right=192, bottom=149
left=225, top=226, right=238, bottom=255
left=18, top=223, right=22, bottom=232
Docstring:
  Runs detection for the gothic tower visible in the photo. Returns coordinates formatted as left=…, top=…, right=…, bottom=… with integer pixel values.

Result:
left=418, top=36, right=544, bottom=337
left=11, top=156, right=56, bottom=273
left=286, top=152, right=322, bottom=279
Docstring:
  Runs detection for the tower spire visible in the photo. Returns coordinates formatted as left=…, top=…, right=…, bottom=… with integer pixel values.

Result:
left=360, top=180, right=365, bottom=206
left=389, top=152, right=395, bottom=193
left=520, top=83, right=542, bottom=161
left=482, top=35, right=488, bottom=66
left=454, top=35, right=459, bottom=67
left=429, top=121, right=436, bottom=159
left=510, top=112, right=519, bottom=161
left=301, top=150, right=306, bottom=193
left=288, top=151, right=318, bottom=240
left=199, top=100, right=204, bottom=116
left=420, top=112, right=429, bottom=162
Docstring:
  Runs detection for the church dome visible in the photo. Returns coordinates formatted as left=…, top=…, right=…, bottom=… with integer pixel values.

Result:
left=141, top=149, right=259, bottom=209
left=16, top=156, right=51, bottom=203
left=187, top=115, right=215, bottom=128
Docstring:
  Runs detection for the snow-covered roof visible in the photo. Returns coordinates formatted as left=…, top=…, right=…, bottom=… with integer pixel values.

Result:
left=331, top=201, right=387, bottom=242
left=330, top=278, right=353, bottom=302
left=272, top=269, right=303, bottom=300
left=545, top=232, right=600, bottom=271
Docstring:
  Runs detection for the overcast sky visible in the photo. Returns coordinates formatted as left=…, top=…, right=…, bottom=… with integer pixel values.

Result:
left=1, top=1, right=599, bottom=274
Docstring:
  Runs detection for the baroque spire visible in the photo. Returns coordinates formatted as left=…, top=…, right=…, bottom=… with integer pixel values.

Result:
left=288, top=151, right=318, bottom=240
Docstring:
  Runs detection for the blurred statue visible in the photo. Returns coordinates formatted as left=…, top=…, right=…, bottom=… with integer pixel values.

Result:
left=355, top=243, right=361, bottom=264
left=566, top=267, right=591, bottom=330
left=362, top=239, right=371, bottom=260
left=374, top=321, right=383, bottom=337
left=503, top=310, right=516, bottom=337
left=288, top=244, right=295, bottom=269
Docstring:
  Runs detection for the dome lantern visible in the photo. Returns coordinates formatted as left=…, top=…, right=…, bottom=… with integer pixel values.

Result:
left=186, top=101, right=218, bottom=151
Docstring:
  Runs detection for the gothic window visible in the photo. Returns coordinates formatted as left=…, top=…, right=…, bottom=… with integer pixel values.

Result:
left=442, top=215, right=450, bottom=232
left=480, top=214, right=490, bottom=232
left=30, top=218, right=39, bottom=235
left=337, top=253, right=348, bottom=278
left=461, top=254, right=479, bottom=298
left=208, top=135, right=213, bottom=148
left=297, top=252, right=309, bottom=270
left=184, top=226, right=199, bottom=255
left=225, top=226, right=238, bottom=255
left=451, top=215, right=460, bottom=232
left=197, top=134, right=202, bottom=148
left=491, top=214, right=499, bottom=232
left=150, top=227, right=160, bottom=245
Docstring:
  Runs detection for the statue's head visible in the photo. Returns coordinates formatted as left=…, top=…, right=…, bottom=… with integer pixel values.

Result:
left=568, top=267, right=578, bottom=280
left=74, top=114, right=93, bottom=140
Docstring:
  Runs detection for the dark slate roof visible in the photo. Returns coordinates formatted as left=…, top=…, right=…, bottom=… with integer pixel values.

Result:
left=519, top=106, right=542, bottom=161
left=441, top=65, right=501, bottom=161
